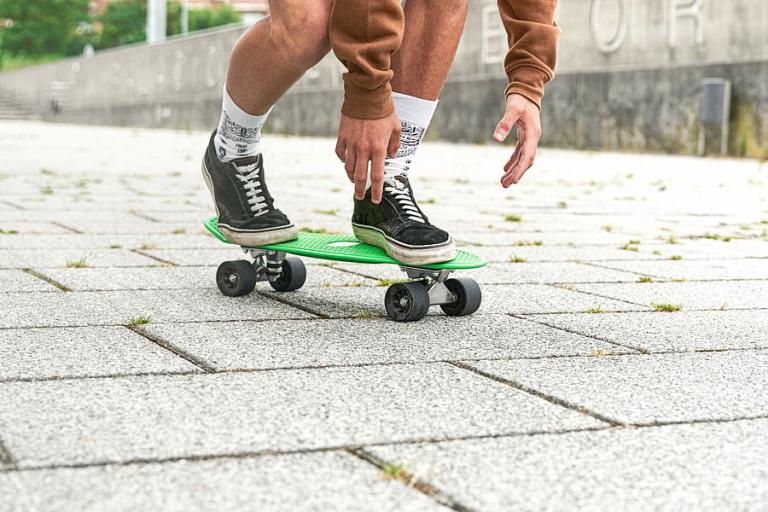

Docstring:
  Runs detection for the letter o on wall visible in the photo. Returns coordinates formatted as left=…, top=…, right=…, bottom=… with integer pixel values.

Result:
left=590, top=0, right=628, bottom=54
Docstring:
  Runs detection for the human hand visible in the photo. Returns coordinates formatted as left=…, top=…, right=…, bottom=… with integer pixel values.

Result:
left=335, top=112, right=401, bottom=204
left=493, top=94, right=543, bottom=187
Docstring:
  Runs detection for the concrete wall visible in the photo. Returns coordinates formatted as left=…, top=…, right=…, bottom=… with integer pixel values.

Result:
left=1, top=0, right=767, bottom=157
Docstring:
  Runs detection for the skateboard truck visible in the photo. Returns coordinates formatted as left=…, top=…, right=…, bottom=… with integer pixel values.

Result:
left=215, top=248, right=307, bottom=297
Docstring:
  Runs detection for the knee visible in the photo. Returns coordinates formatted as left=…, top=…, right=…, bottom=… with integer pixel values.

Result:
left=270, top=7, right=331, bottom=70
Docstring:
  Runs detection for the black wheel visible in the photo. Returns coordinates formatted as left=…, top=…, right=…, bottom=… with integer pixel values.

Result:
left=440, top=277, right=482, bottom=316
left=216, top=260, right=257, bottom=297
left=269, top=257, right=306, bottom=292
left=385, top=281, right=430, bottom=322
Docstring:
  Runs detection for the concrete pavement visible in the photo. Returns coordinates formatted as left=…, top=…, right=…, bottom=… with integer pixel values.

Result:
left=1, top=121, right=767, bottom=511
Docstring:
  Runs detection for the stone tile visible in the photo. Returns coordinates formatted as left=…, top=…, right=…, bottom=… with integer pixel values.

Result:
left=333, top=262, right=646, bottom=284
left=0, top=326, right=197, bottom=381
left=0, top=223, right=74, bottom=235
left=574, top=281, right=768, bottom=310
left=144, top=248, right=248, bottom=266
left=143, top=315, right=629, bottom=370
left=61, top=222, right=205, bottom=235
left=262, top=284, right=645, bottom=318
left=369, top=419, right=768, bottom=512
left=525, top=310, right=768, bottom=352
left=468, top=245, right=655, bottom=263
left=0, top=363, right=601, bottom=468
left=466, top=350, right=768, bottom=424
left=0, top=289, right=314, bottom=328
left=596, top=258, right=768, bottom=281
left=38, top=265, right=377, bottom=291
left=0, top=270, right=59, bottom=293
left=0, top=233, right=217, bottom=250
left=0, top=249, right=159, bottom=269
left=454, top=231, right=650, bottom=247
left=0, top=451, right=447, bottom=512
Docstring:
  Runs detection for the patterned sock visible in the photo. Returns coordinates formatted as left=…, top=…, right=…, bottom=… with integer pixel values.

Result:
left=384, top=92, right=439, bottom=181
left=214, top=87, right=271, bottom=162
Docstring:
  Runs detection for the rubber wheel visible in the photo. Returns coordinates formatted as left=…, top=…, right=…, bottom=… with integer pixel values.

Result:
left=440, top=277, right=482, bottom=316
left=269, top=257, right=306, bottom=292
left=216, top=260, right=257, bottom=297
left=385, top=281, right=430, bottom=322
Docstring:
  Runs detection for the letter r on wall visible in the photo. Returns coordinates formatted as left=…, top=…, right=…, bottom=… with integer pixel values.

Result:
left=668, top=0, right=705, bottom=48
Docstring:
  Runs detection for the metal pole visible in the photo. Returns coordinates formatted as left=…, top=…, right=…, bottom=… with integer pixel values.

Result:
left=181, top=0, right=189, bottom=35
left=147, top=0, right=167, bottom=44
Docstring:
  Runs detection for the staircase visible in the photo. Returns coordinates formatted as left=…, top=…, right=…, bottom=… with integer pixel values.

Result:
left=0, top=90, right=38, bottom=121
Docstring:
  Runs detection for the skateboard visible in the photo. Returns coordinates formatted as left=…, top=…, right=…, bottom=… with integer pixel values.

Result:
left=204, top=216, right=487, bottom=322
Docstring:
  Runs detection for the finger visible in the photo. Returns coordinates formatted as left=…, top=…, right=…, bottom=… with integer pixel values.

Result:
left=345, top=151, right=356, bottom=183
left=503, top=140, right=523, bottom=173
left=387, top=131, right=401, bottom=158
left=335, top=138, right=346, bottom=162
left=509, top=131, right=539, bottom=183
left=354, top=152, right=369, bottom=200
left=370, top=152, right=385, bottom=204
left=494, top=112, right=520, bottom=142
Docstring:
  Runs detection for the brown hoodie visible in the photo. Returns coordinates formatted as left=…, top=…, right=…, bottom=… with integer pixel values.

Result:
left=330, top=0, right=560, bottom=119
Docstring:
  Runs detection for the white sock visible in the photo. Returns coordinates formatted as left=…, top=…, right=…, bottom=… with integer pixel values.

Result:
left=384, top=92, right=438, bottom=181
left=214, top=87, right=271, bottom=162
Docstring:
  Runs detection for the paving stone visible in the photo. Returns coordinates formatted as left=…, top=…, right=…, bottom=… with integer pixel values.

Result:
left=596, top=258, right=768, bottom=281
left=0, top=326, right=197, bottom=381
left=368, top=419, right=768, bottom=512
left=0, top=249, right=160, bottom=269
left=0, top=270, right=59, bottom=293
left=525, top=310, right=768, bottom=352
left=0, top=363, right=600, bottom=468
left=0, top=223, right=74, bottom=235
left=144, top=248, right=249, bottom=266
left=0, top=289, right=313, bottom=328
left=455, top=230, right=654, bottom=247
left=0, top=234, right=217, bottom=250
left=333, top=261, right=644, bottom=284
left=574, top=280, right=768, bottom=310
left=38, top=265, right=377, bottom=291
left=262, top=284, right=645, bottom=318
left=466, top=350, right=768, bottom=424
left=468, top=245, right=655, bottom=263
left=143, top=315, right=629, bottom=370
left=0, top=451, right=447, bottom=512
left=60, top=222, right=205, bottom=235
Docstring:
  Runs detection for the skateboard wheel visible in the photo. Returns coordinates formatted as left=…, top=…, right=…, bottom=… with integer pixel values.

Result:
left=269, top=257, right=306, bottom=292
left=216, top=260, right=257, bottom=297
left=385, top=281, right=430, bottom=322
left=440, top=277, right=482, bottom=316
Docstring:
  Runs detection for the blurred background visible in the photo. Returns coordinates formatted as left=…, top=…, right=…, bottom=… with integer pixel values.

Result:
left=0, top=0, right=765, bottom=158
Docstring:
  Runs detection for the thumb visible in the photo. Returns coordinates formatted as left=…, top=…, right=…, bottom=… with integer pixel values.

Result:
left=494, top=113, right=519, bottom=142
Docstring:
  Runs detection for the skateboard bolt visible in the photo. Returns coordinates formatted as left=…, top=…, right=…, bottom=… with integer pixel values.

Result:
left=399, top=297, right=409, bottom=307
left=228, top=274, right=237, bottom=283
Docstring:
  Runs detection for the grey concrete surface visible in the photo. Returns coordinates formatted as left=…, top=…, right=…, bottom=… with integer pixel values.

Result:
left=0, top=363, right=600, bottom=468
left=466, top=351, right=768, bottom=424
left=368, top=419, right=768, bottom=512
left=0, top=451, right=448, bottom=512
left=1, top=122, right=767, bottom=509
left=525, top=310, right=768, bottom=353
left=0, top=326, right=198, bottom=381
left=142, top=316, right=630, bottom=371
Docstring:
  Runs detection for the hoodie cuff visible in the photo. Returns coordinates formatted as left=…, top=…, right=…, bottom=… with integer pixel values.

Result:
left=341, top=79, right=395, bottom=119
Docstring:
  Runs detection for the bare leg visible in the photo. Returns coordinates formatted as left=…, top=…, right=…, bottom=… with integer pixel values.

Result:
left=225, top=0, right=333, bottom=115
left=390, top=0, right=468, bottom=100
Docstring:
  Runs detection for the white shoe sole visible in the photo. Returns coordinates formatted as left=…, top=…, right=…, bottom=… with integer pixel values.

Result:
left=352, top=223, right=456, bottom=266
left=202, top=159, right=298, bottom=247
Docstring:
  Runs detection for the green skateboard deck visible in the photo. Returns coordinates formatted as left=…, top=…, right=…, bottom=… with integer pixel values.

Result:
left=204, top=216, right=486, bottom=270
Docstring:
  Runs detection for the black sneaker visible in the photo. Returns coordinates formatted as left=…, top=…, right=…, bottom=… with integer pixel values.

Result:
left=202, top=131, right=297, bottom=246
left=352, top=174, right=455, bottom=265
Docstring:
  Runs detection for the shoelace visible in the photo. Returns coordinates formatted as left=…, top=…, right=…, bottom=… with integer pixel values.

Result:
left=384, top=179, right=425, bottom=223
left=235, top=164, right=268, bottom=216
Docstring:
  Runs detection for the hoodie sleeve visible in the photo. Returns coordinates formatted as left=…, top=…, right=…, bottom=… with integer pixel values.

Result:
left=329, top=0, right=405, bottom=119
left=497, top=0, right=560, bottom=108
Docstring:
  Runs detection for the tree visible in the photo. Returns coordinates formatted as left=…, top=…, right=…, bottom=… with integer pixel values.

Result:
left=97, top=0, right=242, bottom=50
left=0, top=0, right=91, bottom=57
left=96, top=0, right=146, bottom=49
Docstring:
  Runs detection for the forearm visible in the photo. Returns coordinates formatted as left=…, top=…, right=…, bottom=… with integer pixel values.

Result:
left=497, top=0, right=560, bottom=108
left=329, top=0, right=404, bottom=119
